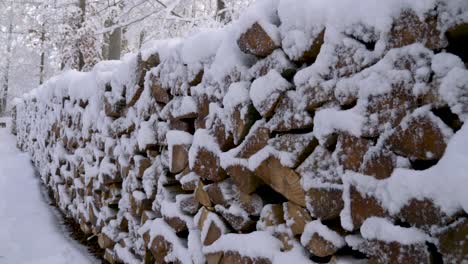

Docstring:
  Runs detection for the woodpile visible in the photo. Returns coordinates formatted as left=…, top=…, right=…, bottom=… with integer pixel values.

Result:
left=13, top=3, right=468, bottom=264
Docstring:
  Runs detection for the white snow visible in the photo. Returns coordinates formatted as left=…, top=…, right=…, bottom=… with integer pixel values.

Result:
left=250, top=70, right=291, bottom=115
left=439, top=67, right=468, bottom=121
left=166, top=130, right=193, bottom=160
left=360, top=217, right=431, bottom=245
left=204, top=231, right=313, bottom=264
left=180, top=28, right=225, bottom=65
left=277, top=0, right=441, bottom=60
left=161, top=96, right=198, bottom=119
left=301, top=220, right=345, bottom=248
left=223, top=81, right=251, bottom=112
left=204, top=231, right=282, bottom=258
left=313, top=107, right=364, bottom=145
left=431, top=52, right=465, bottom=78
left=136, top=120, right=157, bottom=150
left=248, top=49, right=296, bottom=79
left=0, top=122, right=96, bottom=264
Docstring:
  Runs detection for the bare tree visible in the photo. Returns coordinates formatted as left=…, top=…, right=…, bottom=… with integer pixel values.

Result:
left=78, top=0, right=86, bottom=70
left=39, top=24, right=46, bottom=85
left=108, top=27, right=122, bottom=60
left=0, top=0, right=255, bottom=108
left=216, top=0, right=230, bottom=23
left=0, top=9, right=14, bottom=115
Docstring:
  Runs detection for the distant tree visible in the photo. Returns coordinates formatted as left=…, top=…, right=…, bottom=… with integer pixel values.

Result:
left=0, top=0, right=255, bottom=113
left=0, top=6, right=18, bottom=115
left=216, top=0, right=229, bottom=23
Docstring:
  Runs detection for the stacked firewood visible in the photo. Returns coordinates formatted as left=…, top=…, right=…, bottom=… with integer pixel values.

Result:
left=14, top=5, right=468, bottom=264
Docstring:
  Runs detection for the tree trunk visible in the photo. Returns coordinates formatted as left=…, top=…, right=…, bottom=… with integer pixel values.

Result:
left=0, top=20, right=14, bottom=115
left=192, top=0, right=197, bottom=18
left=216, top=0, right=229, bottom=23
left=138, top=30, right=145, bottom=50
left=108, top=27, right=122, bottom=60
left=103, top=1, right=123, bottom=61
left=39, top=24, right=46, bottom=85
left=78, top=0, right=86, bottom=70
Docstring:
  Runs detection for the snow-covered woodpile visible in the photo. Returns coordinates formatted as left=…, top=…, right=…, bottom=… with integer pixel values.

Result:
left=14, top=0, right=468, bottom=263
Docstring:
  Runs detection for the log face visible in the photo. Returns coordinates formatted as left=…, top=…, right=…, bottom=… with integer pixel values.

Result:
left=307, top=187, right=344, bottom=220
left=150, top=235, right=174, bottom=263
left=360, top=148, right=395, bottom=180
left=127, top=84, right=144, bottom=107
left=104, top=249, right=118, bottom=264
left=300, top=84, right=334, bottom=111
left=195, top=94, right=210, bottom=129
left=237, top=22, right=279, bottom=57
left=398, top=199, right=451, bottom=229
left=296, top=29, right=325, bottom=64
left=259, top=204, right=285, bottom=228
left=98, top=233, right=115, bottom=249
left=349, top=186, right=387, bottom=230
left=284, top=202, right=312, bottom=235
left=197, top=208, right=224, bottom=246
left=362, top=240, right=431, bottom=264
left=255, top=156, right=306, bottom=207
left=254, top=91, right=283, bottom=119
left=387, top=114, right=448, bottom=160
left=362, top=85, right=417, bottom=137
left=170, top=144, right=189, bottom=174
left=210, top=116, right=234, bottom=151
left=206, top=252, right=223, bottom=264
left=195, top=181, right=212, bottom=207
left=221, top=251, right=271, bottom=264
left=205, top=182, right=229, bottom=206
left=269, top=132, right=318, bottom=168
left=237, top=122, right=270, bottom=159
left=135, top=156, right=151, bottom=179
left=268, top=93, right=313, bottom=132
left=335, top=133, right=372, bottom=172
left=179, top=194, right=200, bottom=215
left=387, top=10, right=446, bottom=50
left=104, top=96, right=126, bottom=118
left=192, top=148, right=226, bottom=182
left=163, top=216, right=188, bottom=233
left=225, top=164, right=262, bottom=194
left=435, top=218, right=468, bottom=263
left=231, top=104, right=257, bottom=145
left=217, top=206, right=254, bottom=232
left=306, top=233, right=339, bottom=257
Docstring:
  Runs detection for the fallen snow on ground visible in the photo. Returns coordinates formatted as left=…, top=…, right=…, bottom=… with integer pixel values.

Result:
left=0, top=118, right=96, bottom=264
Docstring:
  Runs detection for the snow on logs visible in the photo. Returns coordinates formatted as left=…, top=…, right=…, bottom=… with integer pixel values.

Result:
left=13, top=0, right=468, bottom=263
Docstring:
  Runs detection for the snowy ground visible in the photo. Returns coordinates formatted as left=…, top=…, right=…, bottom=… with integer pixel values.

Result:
left=0, top=118, right=96, bottom=264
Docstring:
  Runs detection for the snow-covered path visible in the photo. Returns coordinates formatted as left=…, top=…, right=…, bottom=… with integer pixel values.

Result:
left=0, top=120, right=96, bottom=264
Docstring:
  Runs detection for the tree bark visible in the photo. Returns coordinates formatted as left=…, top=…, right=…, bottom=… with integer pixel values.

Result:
left=0, top=19, right=14, bottom=115
left=138, top=30, right=145, bottom=50
left=216, top=0, right=229, bottom=23
left=103, top=1, right=123, bottom=61
left=108, top=27, right=122, bottom=60
left=78, top=0, right=86, bottom=70
left=39, top=24, right=46, bottom=85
